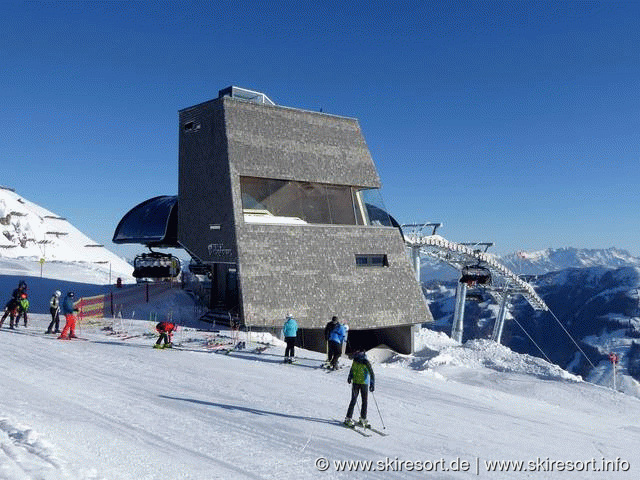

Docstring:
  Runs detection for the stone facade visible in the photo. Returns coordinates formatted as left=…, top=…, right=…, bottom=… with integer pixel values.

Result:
left=178, top=92, right=432, bottom=353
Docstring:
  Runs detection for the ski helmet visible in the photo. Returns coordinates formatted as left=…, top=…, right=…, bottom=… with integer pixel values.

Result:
left=55, top=290, right=61, bottom=297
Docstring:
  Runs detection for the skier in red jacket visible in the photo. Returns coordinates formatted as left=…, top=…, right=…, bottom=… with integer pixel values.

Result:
left=154, top=321, right=177, bottom=349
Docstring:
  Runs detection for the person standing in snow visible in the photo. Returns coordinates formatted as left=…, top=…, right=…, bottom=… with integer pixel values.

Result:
left=154, top=321, right=176, bottom=349
left=282, top=313, right=298, bottom=363
left=0, top=297, right=19, bottom=329
left=15, top=292, right=29, bottom=327
left=11, top=280, right=27, bottom=301
left=327, top=316, right=346, bottom=370
left=58, top=292, right=79, bottom=339
left=46, top=290, right=62, bottom=334
left=344, top=350, right=375, bottom=428
left=324, top=315, right=339, bottom=363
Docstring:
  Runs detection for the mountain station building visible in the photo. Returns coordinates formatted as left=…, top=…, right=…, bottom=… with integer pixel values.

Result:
left=114, top=87, right=432, bottom=353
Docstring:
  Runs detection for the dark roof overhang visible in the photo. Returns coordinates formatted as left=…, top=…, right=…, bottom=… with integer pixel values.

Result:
left=112, top=195, right=179, bottom=248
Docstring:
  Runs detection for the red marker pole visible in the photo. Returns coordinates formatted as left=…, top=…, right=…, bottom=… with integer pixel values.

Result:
left=609, top=353, right=618, bottom=391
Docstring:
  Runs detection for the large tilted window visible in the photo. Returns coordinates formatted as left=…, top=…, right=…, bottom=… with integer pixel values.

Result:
left=240, top=176, right=393, bottom=227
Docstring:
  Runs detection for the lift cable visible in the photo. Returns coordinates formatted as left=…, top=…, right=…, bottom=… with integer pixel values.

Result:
left=508, top=316, right=554, bottom=365
left=547, top=308, right=597, bottom=369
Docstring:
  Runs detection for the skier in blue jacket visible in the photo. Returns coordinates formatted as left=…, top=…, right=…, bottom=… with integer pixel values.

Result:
left=327, top=316, right=346, bottom=370
left=282, top=314, right=298, bottom=363
left=58, top=292, right=79, bottom=339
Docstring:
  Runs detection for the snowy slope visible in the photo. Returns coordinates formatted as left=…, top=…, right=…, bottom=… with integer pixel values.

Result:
left=0, top=187, right=133, bottom=284
left=1, top=278, right=639, bottom=479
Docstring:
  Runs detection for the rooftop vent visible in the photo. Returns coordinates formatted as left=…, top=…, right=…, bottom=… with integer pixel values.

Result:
left=218, top=86, right=275, bottom=106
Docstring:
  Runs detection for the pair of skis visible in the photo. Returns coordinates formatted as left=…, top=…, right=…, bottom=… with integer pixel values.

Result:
left=336, top=420, right=388, bottom=437
left=320, top=362, right=345, bottom=371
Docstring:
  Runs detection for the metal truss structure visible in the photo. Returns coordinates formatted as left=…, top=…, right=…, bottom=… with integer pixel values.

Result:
left=402, top=223, right=548, bottom=344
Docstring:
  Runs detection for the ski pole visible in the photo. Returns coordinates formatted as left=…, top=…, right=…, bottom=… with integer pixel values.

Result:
left=372, top=392, right=385, bottom=429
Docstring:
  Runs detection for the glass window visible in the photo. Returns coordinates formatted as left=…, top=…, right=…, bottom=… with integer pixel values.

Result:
left=240, top=176, right=391, bottom=227
left=355, top=254, right=389, bottom=267
left=298, top=182, right=330, bottom=223
left=326, top=185, right=357, bottom=225
left=357, top=188, right=393, bottom=227
left=241, top=177, right=272, bottom=213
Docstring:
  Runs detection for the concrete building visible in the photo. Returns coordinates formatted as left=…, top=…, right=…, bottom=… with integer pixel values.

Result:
left=177, top=87, right=432, bottom=353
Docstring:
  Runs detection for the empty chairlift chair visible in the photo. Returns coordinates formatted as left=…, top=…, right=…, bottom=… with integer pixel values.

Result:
left=459, top=264, right=492, bottom=286
left=133, top=252, right=181, bottom=280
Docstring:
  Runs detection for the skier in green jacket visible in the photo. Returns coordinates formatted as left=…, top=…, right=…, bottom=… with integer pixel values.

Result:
left=344, top=350, right=375, bottom=428
left=15, top=292, right=29, bottom=328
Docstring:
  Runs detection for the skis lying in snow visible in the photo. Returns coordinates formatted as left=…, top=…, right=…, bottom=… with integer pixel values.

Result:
left=252, top=345, right=269, bottom=354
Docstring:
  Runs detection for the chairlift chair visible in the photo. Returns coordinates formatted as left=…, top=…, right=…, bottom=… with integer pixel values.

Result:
left=459, top=264, right=492, bottom=286
left=466, top=292, right=484, bottom=302
left=133, top=251, right=181, bottom=280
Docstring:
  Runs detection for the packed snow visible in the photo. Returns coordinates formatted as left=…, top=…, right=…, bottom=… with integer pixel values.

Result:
left=2, top=269, right=640, bottom=479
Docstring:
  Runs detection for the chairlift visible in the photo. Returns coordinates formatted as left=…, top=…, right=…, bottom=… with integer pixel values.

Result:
left=133, top=251, right=181, bottom=280
left=466, top=292, right=484, bottom=302
left=459, top=264, right=492, bottom=285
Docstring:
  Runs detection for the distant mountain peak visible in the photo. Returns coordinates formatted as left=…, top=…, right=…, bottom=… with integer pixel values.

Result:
left=420, top=246, right=640, bottom=282
left=500, top=247, right=640, bottom=276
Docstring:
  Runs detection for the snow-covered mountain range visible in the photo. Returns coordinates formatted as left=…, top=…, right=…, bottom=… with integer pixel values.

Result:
left=0, top=186, right=134, bottom=285
left=421, top=245, right=640, bottom=396
left=420, top=246, right=640, bottom=283
left=500, top=247, right=640, bottom=276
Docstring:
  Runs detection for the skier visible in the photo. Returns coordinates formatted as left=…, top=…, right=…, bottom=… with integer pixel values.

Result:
left=282, top=313, right=298, bottom=363
left=15, top=292, right=29, bottom=327
left=327, top=316, right=346, bottom=370
left=46, top=290, right=62, bottom=334
left=11, top=280, right=27, bottom=301
left=344, top=350, right=375, bottom=428
left=58, top=291, right=79, bottom=339
left=324, top=315, right=339, bottom=363
left=154, top=321, right=176, bottom=349
left=0, top=297, right=20, bottom=329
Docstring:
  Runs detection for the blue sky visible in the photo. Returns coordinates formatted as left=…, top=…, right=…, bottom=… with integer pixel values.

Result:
left=1, top=1, right=638, bottom=259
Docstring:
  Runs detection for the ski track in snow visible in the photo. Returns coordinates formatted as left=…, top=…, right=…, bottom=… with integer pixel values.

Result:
left=0, top=418, right=70, bottom=480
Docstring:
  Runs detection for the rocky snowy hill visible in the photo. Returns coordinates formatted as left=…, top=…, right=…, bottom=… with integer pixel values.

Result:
left=0, top=186, right=134, bottom=285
